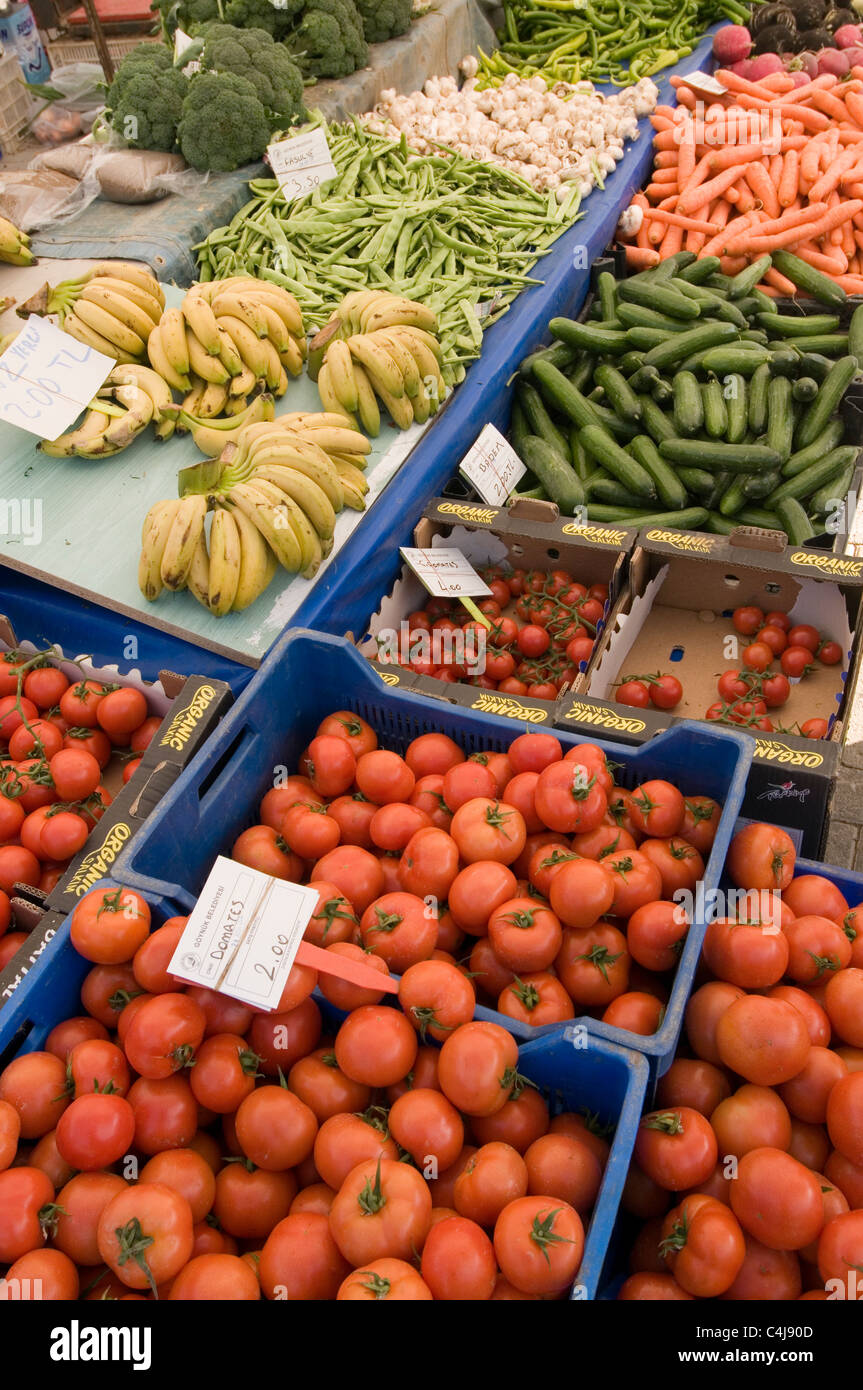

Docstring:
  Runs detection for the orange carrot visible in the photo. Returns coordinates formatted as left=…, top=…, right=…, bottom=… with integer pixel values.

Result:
left=764, top=267, right=798, bottom=295
left=807, top=89, right=849, bottom=123
left=808, top=148, right=860, bottom=202
left=842, top=219, right=856, bottom=259
left=653, top=129, right=680, bottom=151
left=768, top=153, right=783, bottom=185
left=778, top=150, right=798, bottom=208
left=733, top=182, right=758, bottom=214
left=774, top=104, right=830, bottom=132
left=742, top=198, right=863, bottom=254
left=651, top=168, right=679, bottom=185
left=706, top=143, right=766, bottom=173
left=835, top=273, right=863, bottom=290
left=654, top=150, right=679, bottom=169
left=701, top=208, right=763, bottom=257
left=759, top=72, right=796, bottom=93
left=800, top=139, right=825, bottom=186
left=714, top=69, right=773, bottom=98
left=796, top=242, right=848, bottom=274
left=846, top=90, right=863, bottom=128
left=623, top=245, right=661, bottom=269
left=744, top=162, right=780, bottom=218
left=658, top=222, right=684, bottom=257
left=755, top=283, right=782, bottom=297
left=678, top=137, right=696, bottom=188
left=644, top=184, right=675, bottom=202
left=641, top=208, right=720, bottom=234
left=678, top=163, right=751, bottom=215
left=720, top=256, right=748, bottom=274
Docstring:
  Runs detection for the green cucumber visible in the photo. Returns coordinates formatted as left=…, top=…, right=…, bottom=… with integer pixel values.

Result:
left=520, top=341, right=576, bottom=377
left=519, top=435, right=585, bottom=514
left=638, top=394, right=677, bottom=444
left=677, top=257, right=721, bottom=284
left=618, top=279, right=700, bottom=320
left=742, top=468, right=783, bottom=500
left=629, top=364, right=661, bottom=393
left=766, top=376, right=794, bottom=462
left=767, top=445, right=859, bottom=506
left=617, top=302, right=687, bottom=333
left=585, top=504, right=709, bottom=526
left=705, top=511, right=738, bottom=534
left=783, top=419, right=846, bottom=478
left=734, top=295, right=770, bottom=320
left=725, top=374, right=748, bottom=444
left=568, top=358, right=594, bottom=392
left=510, top=397, right=530, bottom=457
left=677, top=466, right=717, bottom=497
left=642, top=321, right=738, bottom=371
left=849, top=302, right=863, bottom=366
left=676, top=281, right=748, bottom=327
left=518, top=382, right=570, bottom=462
left=587, top=477, right=647, bottom=507
left=775, top=333, right=849, bottom=355
left=625, top=326, right=675, bottom=351
left=809, top=459, right=857, bottom=516
left=739, top=330, right=770, bottom=345
left=736, top=506, right=782, bottom=529
left=570, top=429, right=593, bottom=482
left=590, top=404, right=641, bottom=440
left=758, top=313, right=841, bottom=337
left=792, top=377, right=819, bottom=403
left=771, top=250, right=847, bottom=307
left=702, top=378, right=728, bottom=438
left=722, top=255, right=773, bottom=301
left=659, top=439, right=783, bottom=471
left=672, top=371, right=704, bottom=437
left=796, top=353, right=834, bottom=382
left=719, top=475, right=748, bottom=517
left=651, top=378, right=674, bottom=407
left=748, top=362, right=771, bottom=435
left=774, top=496, right=815, bottom=542
left=597, top=271, right=617, bottom=323
left=532, top=361, right=601, bottom=432
left=548, top=318, right=630, bottom=355
left=629, top=434, right=689, bottom=510
left=619, top=351, right=645, bottom=375
left=700, top=346, right=772, bottom=376
left=767, top=348, right=801, bottom=377
left=578, top=425, right=658, bottom=500
left=595, top=364, right=643, bottom=423
left=795, top=355, right=858, bottom=449
left=706, top=469, right=734, bottom=510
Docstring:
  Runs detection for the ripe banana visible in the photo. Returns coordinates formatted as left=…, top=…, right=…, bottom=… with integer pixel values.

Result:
left=325, top=339, right=358, bottom=413
left=294, top=426, right=370, bottom=458
left=216, top=325, right=245, bottom=378
left=198, top=382, right=230, bottom=419
left=63, top=311, right=137, bottom=365
left=88, top=263, right=164, bottom=308
left=161, top=494, right=208, bottom=590
left=278, top=335, right=304, bottom=378
left=255, top=304, right=290, bottom=353
left=75, top=382, right=154, bottom=457
left=351, top=362, right=381, bottom=438
left=347, top=335, right=404, bottom=398
left=79, top=284, right=157, bottom=346
left=186, top=329, right=231, bottom=385
left=257, top=336, right=284, bottom=393
left=159, top=307, right=191, bottom=377
left=317, top=363, right=360, bottom=429
left=391, top=327, right=445, bottom=401
left=251, top=464, right=336, bottom=540
left=208, top=507, right=242, bottom=616
left=229, top=504, right=277, bottom=611
left=181, top=377, right=207, bottom=419
left=229, top=364, right=256, bottom=398
left=186, top=527, right=211, bottom=610
left=217, top=316, right=269, bottom=379
left=395, top=325, right=444, bottom=363
left=148, top=326, right=192, bottom=392
left=73, top=299, right=146, bottom=358
left=338, top=290, right=382, bottom=336
left=212, top=293, right=267, bottom=339
left=376, top=330, right=421, bottom=397
left=182, top=295, right=222, bottom=356
left=360, top=296, right=438, bottom=336
left=334, top=459, right=370, bottom=496
left=89, top=276, right=162, bottom=325
left=249, top=288, right=304, bottom=338
left=139, top=498, right=183, bottom=600
left=39, top=408, right=115, bottom=458
left=228, top=482, right=302, bottom=573
left=110, top=364, right=176, bottom=441
left=252, top=478, right=322, bottom=579
left=0, top=215, right=34, bottom=267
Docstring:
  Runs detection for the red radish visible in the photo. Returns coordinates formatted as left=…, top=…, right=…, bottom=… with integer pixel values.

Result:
left=749, top=52, right=784, bottom=79
left=730, top=58, right=755, bottom=78
left=786, top=51, right=819, bottom=78
left=713, top=23, right=751, bottom=66
left=834, top=23, right=863, bottom=48
left=817, top=48, right=850, bottom=75
left=841, top=45, right=863, bottom=66
left=786, top=69, right=810, bottom=87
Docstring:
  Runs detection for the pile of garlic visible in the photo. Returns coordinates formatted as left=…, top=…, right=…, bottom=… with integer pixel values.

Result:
left=362, top=62, right=658, bottom=199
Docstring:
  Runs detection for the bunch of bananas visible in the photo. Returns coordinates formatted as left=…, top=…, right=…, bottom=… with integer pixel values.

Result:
left=138, top=414, right=370, bottom=615
left=147, top=278, right=306, bottom=415
left=19, top=262, right=164, bottom=362
left=39, top=365, right=178, bottom=458
left=0, top=216, right=34, bottom=268
left=309, top=291, right=445, bottom=434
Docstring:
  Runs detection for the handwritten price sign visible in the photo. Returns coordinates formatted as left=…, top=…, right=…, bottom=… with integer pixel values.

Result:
left=400, top=546, right=492, bottom=599
left=267, top=128, right=337, bottom=203
left=459, top=423, right=526, bottom=507
left=0, top=318, right=113, bottom=441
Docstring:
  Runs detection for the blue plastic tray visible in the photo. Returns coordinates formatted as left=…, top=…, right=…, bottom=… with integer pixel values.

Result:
left=0, top=880, right=647, bottom=1302
left=106, top=629, right=752, bottom=1078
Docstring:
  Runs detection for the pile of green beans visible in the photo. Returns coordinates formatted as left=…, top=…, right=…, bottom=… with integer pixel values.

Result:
left=477, top=0, right=753, bottom=87
left=194, top=120, right=584, bottom=386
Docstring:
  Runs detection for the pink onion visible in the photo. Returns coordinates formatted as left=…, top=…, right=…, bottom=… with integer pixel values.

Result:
left=816, top=47, right=851, bottom=75
left=834, top=23, right=863, bottom=48
left=713, top=24, right=752, bottom=65
left=749, top=52, right=785, bottom=79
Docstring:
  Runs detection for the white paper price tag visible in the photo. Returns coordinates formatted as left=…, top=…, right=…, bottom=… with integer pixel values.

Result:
left=167, top=855, right=320, bottom=1010
left=400, top=546, right=492, bottom=598
left=459, top=423, right=526, bottom=507
left=174, top=26, right=194, bottom=57
left=681, top=70, right=728, bottom=97
left=267, top=128, right=337, bottom=202
left=0, top=318, right=113, bottom=441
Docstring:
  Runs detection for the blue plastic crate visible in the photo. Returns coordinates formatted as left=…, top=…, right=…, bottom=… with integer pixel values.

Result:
left=105, top=630, right=752, bottom=1079
left=0, top=880, right=647, bottom=1302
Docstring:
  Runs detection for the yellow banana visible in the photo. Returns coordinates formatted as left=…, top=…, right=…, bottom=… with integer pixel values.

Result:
left=148, top=326, right=192, bottom=392
left=293, top=425, right=371, bottom=457
left=253, top=478, right=321, bottom=578
left=186, top=527, right=212, bottom=611
left=88, top=276, right=162, bottom=324
left=330, top=449, right=370, bottom=471
left=216, top=325, right=245, bottom=378
left=79, top=284, right=157, bottom=345
left=325, top=339, right=359, bottom=413
left=347, top=335, right=405, bottom=397
left=159, top=307, right=191, bottom=377
left=278, top=336, right=304, bottom=378
left=376, top=329, right=421, bottom=397
left=339, top=290, right=384, bottom=335
left=39, top=408, right=114, bottom=457
left=394, top=324, right=444, bottom=363
left=229, top=364, right=257, bottom=398
left=390, top=327, right=445, bottom=402
left=161, top=495, right=208, bottom=590
left=369, top=372, right=415, bottom=431
left=186, top=329, right=231, bottom=385
left=63, top=311, right=137, bottom=364
left=257, top=336, right=283, bottom=392
left=409, top=376, right=431, bottom=425
left=88, top=263, right=164, bottom=307
left=212, top=293, right=267, bottom=338
left=247, top=287, right=304, bottom=338
left=254, top=304, right=290, bottom=353
left=360, top=296, right=438, bottom=335
left=217, top=316, right=269, bottom=378
left=223, top=395, right=249, bottom=416
left=334, top=458, right=369, bottom=496
left=350, top=361, right=381, bottom=438
left=198, top=382, right=230, bottom=419
left=110, top=363, right=176, bottom=441
left=76, top=382, right=154, bottom=456
left=229, top=503, right=277, bottom=610
left=139, top=498, right=183, bottom=600
left=181, top=294, right=222, bottom=355
left=73, top=299, right=146, bottom=357
left=181, top=377, right=208, bottom=419
left=208, top=506, right=242, bottom=616
left=251, top=464, right=336, bottom=539
left=228, top=482, right=302, bottom=572
left=317, top=363, right=360, bottom=428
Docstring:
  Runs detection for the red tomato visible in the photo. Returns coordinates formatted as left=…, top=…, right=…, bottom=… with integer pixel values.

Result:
left=493, top=1196, right=584, bottom=1295
left=450, top=798, right=526, bottom=866
left=634, top=1108, right=718, bottom=1191
left=617, top=680, right=651, bottom=708
left=329, top=1158, right=432, bottom=1267
left=732, top=606, right=764, bottom=636
left=726, top=822, right=795, bottom=891
left=781, top=645, right=816, bottom=678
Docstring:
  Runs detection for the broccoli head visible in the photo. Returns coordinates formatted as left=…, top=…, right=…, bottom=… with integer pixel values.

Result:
left=355, top=0, right=412, bottom=45
left=177, top=71, right=272, bottom=170
left=200, top=22, right=303, bottom=122
left=222, top=0, right=304, bottom=36
left=288, top=0, right=368, bottom=78
left=107, top=41, right=173, bottom=105
left=107, top=63, right=188, bottom=152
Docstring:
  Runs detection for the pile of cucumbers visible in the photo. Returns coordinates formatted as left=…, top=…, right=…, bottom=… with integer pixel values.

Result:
left=510, top=250, right=863, bottom=542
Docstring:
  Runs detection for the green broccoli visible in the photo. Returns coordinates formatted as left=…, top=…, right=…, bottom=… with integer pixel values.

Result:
left=200, top=23, right=304, bottom=122
left=106, top=59, right=188, bottom=152
left=106, top=41, right=173, bottom=104
left=177, top=71, right=272, bottom=170
left=221, top=0, right=304, bottom=36
left=288, top=0, right=368, bottom=78
left=355, top=0, right=412, bottom=45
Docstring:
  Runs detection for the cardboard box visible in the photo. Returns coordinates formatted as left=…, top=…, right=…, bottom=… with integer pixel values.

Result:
left=556, top=530, right=863, bottom=856
left=357, top=497, right=639, bottom=715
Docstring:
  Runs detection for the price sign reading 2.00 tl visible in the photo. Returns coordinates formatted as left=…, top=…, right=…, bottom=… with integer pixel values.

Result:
left=267, top=128, right=337, bottom=203
left=0, top=317, right=113, bottom=440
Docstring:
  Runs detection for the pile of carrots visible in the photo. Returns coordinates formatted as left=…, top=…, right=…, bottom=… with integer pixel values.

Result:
left=620, top=67, right=863, bottom=295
